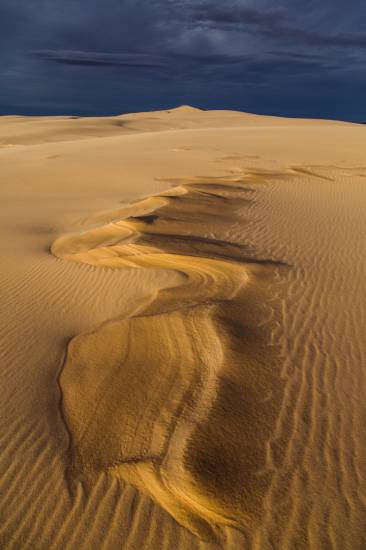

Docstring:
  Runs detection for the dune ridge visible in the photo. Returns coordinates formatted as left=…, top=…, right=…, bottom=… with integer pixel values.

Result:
left=52, top=175, right=285, bottom=542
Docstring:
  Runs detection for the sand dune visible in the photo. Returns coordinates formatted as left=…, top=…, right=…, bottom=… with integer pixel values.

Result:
left=0, top=107, right=366, bottom=549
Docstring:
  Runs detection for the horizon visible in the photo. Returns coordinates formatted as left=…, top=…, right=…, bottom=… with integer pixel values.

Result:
left=1, top=105, right=365, bottom=126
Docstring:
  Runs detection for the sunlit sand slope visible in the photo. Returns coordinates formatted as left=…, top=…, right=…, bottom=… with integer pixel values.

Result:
left=0, top=107, right=366, bottom=549
left=53, top=178, right=285, bottom=543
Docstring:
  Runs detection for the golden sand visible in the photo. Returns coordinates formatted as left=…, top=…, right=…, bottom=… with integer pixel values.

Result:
left=0, top=107, right=366, bottom=549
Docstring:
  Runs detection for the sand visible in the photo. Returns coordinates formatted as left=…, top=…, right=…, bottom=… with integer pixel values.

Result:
left=0, top=106, right=365, bottom=549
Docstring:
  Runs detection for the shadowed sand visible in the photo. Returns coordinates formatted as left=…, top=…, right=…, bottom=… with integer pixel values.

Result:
left=53, top=178, right=285, bottom=542
left=1, top=106, right=366, bottom=549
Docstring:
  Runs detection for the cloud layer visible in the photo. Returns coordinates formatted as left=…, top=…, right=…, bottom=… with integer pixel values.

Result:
left=0, top=0, right=365, bottom=120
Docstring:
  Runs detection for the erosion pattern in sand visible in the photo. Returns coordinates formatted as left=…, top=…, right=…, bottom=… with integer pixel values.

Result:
left=53, top=175, right=285, bottom=542
left=1, top=107, right=366, bottom=549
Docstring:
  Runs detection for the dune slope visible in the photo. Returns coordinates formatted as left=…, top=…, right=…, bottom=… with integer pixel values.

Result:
left=0, top=107, right=365, bottom=549
left=53, top=176, right=286, bottom=542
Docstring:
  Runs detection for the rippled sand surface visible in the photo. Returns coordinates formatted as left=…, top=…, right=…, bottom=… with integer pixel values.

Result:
left=1, top=107, right=365, bottom=549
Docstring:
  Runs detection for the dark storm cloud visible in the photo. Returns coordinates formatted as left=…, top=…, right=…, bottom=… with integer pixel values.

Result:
left=0, top=0, right=365, bottom=120
left=188, top=3, right=285, bottom=28
left=265, top=27, right=366, bottom=49
left=30, top=48, right=337, bottom=87
left=188, top=2, right=366, bottom=49
left=33, top=49, right=231, bottom=69
left=266, top=51, right=328, bottom=62
left=32, top=50, right=170, bottom=69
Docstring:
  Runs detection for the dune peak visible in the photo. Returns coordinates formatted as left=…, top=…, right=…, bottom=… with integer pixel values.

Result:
left=169, top=105, right=203, bottom=113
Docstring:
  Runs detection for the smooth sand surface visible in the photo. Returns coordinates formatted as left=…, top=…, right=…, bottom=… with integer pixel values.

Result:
left=0, top=106, right=365, bottom=549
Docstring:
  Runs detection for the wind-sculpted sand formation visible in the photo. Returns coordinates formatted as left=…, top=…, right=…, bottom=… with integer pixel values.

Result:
left=52, top=176, right=285, bottom=542
left=1, top=107, right=366, bottom=549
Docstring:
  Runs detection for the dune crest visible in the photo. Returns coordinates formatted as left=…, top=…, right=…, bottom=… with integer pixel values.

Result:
left=53, top=176, right=285, bottom=542
left=168, top=105, right=203, bottom=113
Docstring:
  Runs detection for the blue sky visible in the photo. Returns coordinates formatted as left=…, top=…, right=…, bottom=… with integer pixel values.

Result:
left=1, top=0, right=365, bottom=120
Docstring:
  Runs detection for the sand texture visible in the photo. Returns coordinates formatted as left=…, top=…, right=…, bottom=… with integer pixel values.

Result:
left=0, top=106, right=366, bottom=549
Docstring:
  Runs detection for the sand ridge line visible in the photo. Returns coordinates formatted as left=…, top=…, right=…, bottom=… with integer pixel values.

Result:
left=52, top=174, right=286, bottom=543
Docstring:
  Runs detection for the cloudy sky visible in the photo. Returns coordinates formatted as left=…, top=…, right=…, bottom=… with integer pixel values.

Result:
left=1, top=0, right=365, bottom=120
